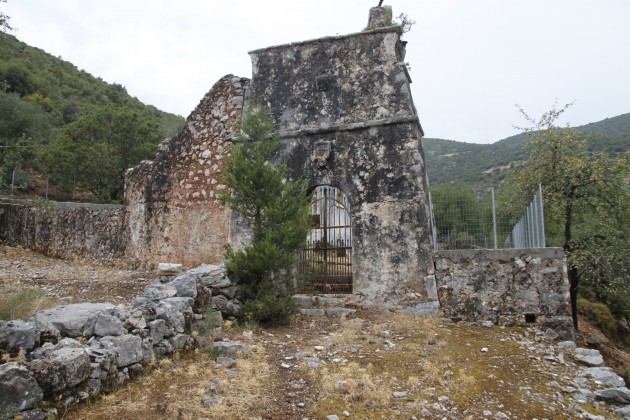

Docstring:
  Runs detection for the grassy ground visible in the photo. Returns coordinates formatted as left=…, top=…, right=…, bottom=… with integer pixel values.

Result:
left=64, top=310, right=623, bottom=419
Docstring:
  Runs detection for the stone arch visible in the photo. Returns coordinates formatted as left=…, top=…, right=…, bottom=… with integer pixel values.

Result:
left=298, top=185, right=353, bottom=294
left=247, top=15, right=436, bottom=310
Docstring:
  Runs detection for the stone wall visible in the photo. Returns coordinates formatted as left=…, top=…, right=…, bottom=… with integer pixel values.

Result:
left=433, top=248, right=573, bottom=340
left=124, top=75, right=248, bottom=268
left=249, top=23, right=435, bottom=309
left=0, top=263, right=245, bottom=416
left=0, top=201, right=125, bottom=262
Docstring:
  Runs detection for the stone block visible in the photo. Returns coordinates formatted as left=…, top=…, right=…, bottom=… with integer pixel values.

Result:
left=93, top=314, right=126, bottom=337
left=99, top=334, right=144, bottom=368
left=595, top=387, right=630, bottom=404
left=574, top=348, right=604, bottom=367
left=30, top=303, right=116, bottom=338
left=193, top=264, right=232, bottom=289
left=300, top=308, right=325, bottom=317
left=582, top=367, right=626, bottom=388
left=0, top=320, right=40, bottom=354
left=402, top=301, right=440, bottom=317
left=143, top=284, right=178, bottom=300
left=208, top=340, right=248, bottom=357
left=169, top=273, right=199, bottom=298
left=0, top=362, right=43, bottom=412
left=29, top=347, right=91, bottom=392
left=156, top=263, right=183, bottom=276
left=148, top=319, right=172, bottom=343
left=424, top=275, right=438, bottom=300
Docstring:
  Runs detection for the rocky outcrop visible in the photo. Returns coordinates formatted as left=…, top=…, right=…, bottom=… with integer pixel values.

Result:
left=0, top=263, right=241, bottom=416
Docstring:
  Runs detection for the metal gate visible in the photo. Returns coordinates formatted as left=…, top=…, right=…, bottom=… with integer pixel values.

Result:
left=298, top=186, right=353, bottom=294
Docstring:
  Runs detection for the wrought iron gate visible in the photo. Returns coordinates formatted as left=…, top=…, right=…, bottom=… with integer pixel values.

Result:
left=298, top=186, right=353, bottom=294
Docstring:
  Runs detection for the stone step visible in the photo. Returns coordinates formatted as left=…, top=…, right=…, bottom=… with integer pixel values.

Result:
left=293, top=294, right=358, bottom=309
left=299, top=307, right=357, bottom=317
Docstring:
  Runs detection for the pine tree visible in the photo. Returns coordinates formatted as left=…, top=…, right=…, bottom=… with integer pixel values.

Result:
left=220, top=104, right=311, bottom=326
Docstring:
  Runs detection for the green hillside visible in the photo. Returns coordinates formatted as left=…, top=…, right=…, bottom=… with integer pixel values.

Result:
left=0, top=34, right=184, bottom=136
left=0, top=33, right=186, bottom=201
left=423, top=113, right=630, bottom=190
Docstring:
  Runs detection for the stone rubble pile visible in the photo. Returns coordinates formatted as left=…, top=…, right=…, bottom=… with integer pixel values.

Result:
left=0, top=262, right=242, bottom=417
left=506, top=336, right=630, bottom=420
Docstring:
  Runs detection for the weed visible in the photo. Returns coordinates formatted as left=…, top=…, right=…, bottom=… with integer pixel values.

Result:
left=204, top=346, right=224, bottom=360
left=0, top=287, right=57, bottom=320
left=578, top=298, right=618, bottom=336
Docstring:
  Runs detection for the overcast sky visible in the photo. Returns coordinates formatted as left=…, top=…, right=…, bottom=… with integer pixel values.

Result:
left=4, top=0, right=630, bottom=144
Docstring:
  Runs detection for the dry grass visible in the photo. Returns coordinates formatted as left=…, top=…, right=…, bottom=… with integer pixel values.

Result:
left=318, top=362, right=393, bottom=408
left=66, top=310, right=625, bottom=419
left=65, top=343, right=273, bottom=419
left=0, top=287, right=57, bottom=320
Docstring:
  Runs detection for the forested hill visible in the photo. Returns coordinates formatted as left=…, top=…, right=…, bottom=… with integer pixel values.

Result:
left=423, top=113, right=630, bottom=190
left=1, top=33, right=186, bottom=202
left=0, top=34, right=184, bottom=137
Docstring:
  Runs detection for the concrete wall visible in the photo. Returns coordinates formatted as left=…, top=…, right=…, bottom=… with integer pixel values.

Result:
left=124, top=75, right=248, bottom=268
left=433, top=248, right=573, bottom=339
left=249, top=25, right=435, bottom=309
left=0, top=201, right=125, bottom=262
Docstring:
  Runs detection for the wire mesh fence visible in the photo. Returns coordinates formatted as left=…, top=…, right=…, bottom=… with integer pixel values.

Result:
left=428, top=184, right=545, bottom=250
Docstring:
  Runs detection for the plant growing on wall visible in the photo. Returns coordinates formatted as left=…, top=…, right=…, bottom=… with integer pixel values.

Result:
left=220, top=103, right=311, bottom=326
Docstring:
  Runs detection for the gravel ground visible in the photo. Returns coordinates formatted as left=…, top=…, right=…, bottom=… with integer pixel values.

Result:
left=0, top=243, right=152, bottom=306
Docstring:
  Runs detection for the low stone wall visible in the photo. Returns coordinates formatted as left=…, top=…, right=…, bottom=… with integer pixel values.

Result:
left=433, top=248, right=573, bottom=340
left=0, top=200, right=126, bottom=262
left=0, top=263, right=244, bottom=416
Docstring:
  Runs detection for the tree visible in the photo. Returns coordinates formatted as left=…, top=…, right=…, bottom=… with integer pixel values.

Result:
left=45, top=106, right=163, bottom=201
left=0, top=88, right=55, bottom=189
left=503, top=104, right=630, bottom=330
left=0, top=0, right=13, bottom=33
left=220, top=104, right=311, bottom=326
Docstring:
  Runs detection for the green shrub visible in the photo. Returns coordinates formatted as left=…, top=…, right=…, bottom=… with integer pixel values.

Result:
left=221, top=104, right=311, bottom=328
left=0, top=287, right=57, bottom=320
left=577, top=298, right=617, bottom=337
left=241, top=294, right=297, bottom=327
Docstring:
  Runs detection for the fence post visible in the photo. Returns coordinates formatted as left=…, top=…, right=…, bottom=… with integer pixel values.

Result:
left=491, top=188, right=497, bottom=249
left=538, top=183, right=546, bottom=248
left=428, top=191, right=437, bottom=250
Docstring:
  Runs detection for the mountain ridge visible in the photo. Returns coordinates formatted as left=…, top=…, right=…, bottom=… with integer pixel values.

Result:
left=423, top=112, right=630, bottom=190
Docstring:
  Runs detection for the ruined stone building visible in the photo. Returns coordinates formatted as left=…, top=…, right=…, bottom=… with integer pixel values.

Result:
left=0, top=6, right=572, bottom=337
left=123, top=6, right=436, bottom=309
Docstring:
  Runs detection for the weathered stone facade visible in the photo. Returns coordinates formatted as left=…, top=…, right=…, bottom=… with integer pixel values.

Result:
left=0, top=201, right=125, bottom=262
left=433, top=248, right=573, bottom=339
left=249, top=23, right=434, bottom=308
left=124, top=75, right=248, bottom=268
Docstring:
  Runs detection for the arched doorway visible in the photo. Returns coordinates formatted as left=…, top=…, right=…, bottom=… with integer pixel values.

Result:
left=298, top=185, right=353, bottom=294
